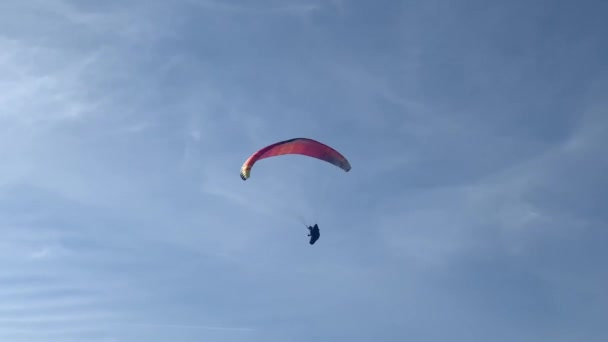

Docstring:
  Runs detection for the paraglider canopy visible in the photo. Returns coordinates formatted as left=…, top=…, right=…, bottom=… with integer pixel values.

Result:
left=239, top=137, right=351, bottom=180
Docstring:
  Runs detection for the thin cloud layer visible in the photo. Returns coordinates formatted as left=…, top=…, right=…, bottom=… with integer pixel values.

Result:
left=1, top=0, right=607, bottom=341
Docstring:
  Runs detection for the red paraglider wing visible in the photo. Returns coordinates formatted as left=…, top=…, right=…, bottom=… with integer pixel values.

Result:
left=240, top=138, right=351, bottom=180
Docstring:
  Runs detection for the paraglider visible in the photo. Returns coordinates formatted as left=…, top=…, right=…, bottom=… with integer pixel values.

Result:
left=240, top=137, right=350, bottom=245
left=308, top=224, right=320, bottom=245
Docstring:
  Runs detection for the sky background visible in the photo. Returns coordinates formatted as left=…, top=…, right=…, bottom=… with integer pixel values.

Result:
left=1, top=0, right=607, bottom=341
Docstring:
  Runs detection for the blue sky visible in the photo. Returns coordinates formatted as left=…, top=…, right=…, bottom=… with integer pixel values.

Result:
left=1, top=0, right=607, bottom=341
